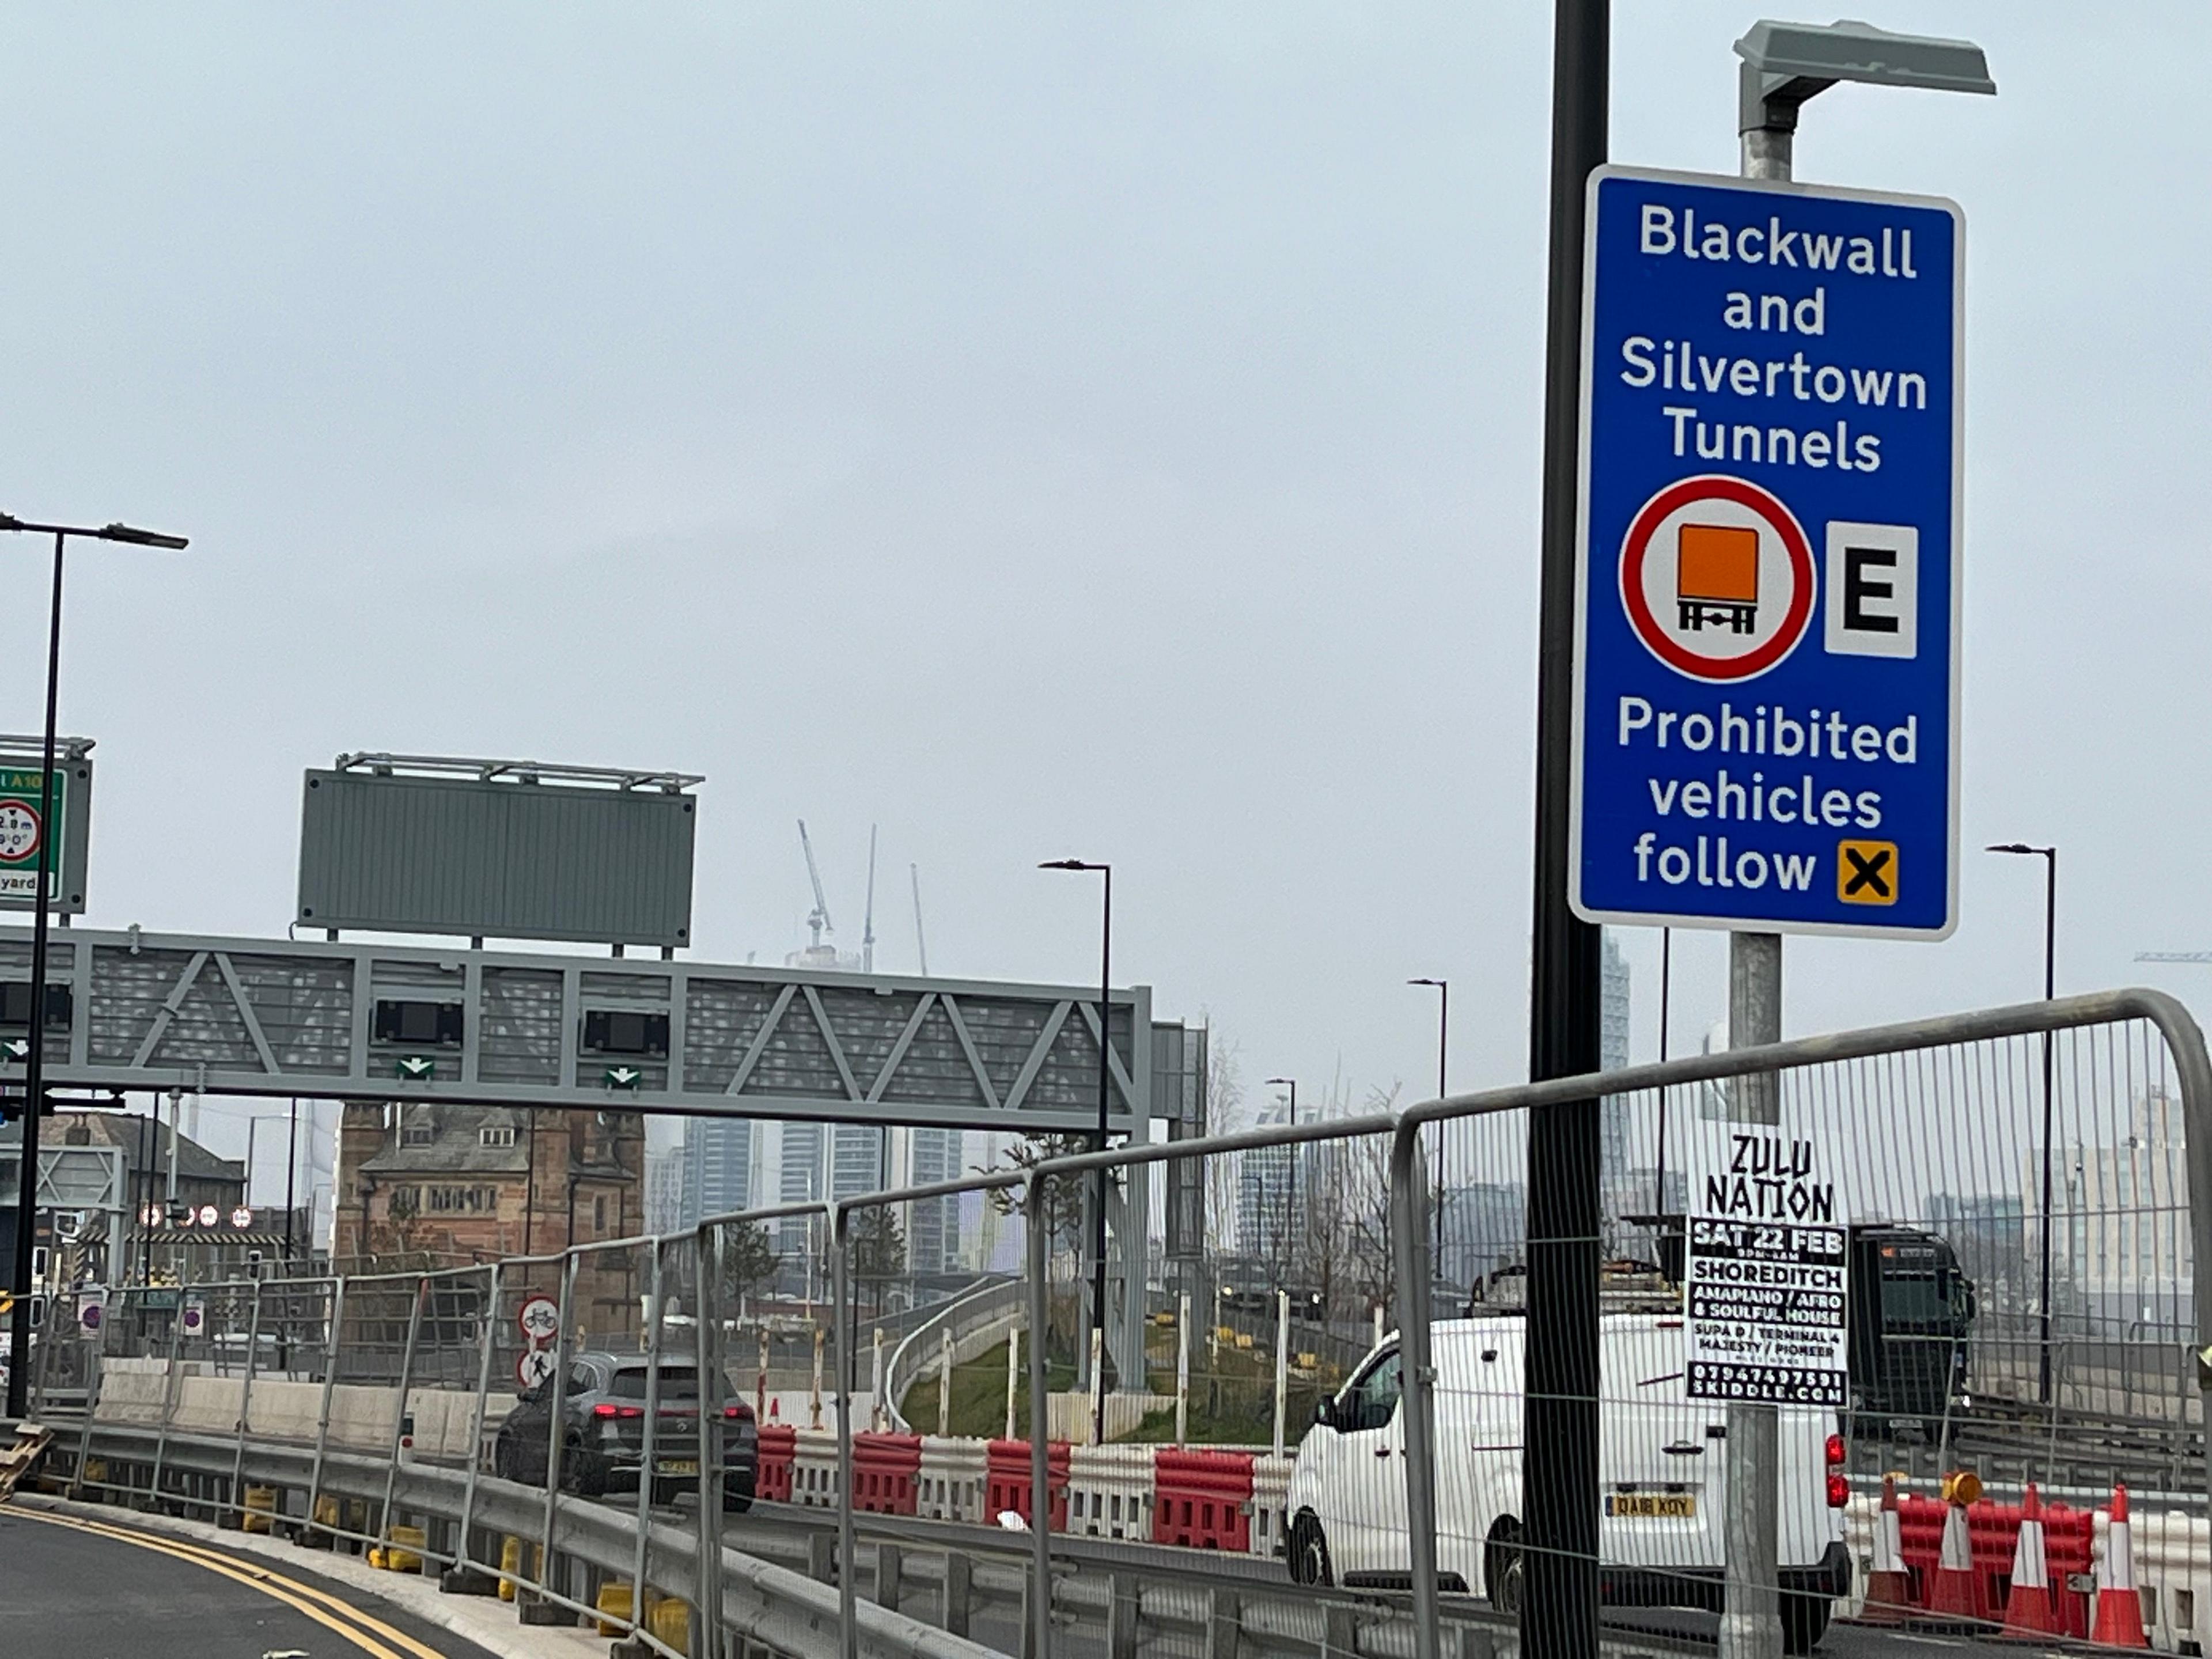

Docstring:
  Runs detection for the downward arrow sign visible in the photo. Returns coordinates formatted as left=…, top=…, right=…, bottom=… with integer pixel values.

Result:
left=396, top=1056, right=435, bottom=1080
left=605, top=1066, right=641, bottom=1089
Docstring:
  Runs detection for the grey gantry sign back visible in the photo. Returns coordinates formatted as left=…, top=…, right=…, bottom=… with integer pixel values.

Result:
left=296, top=754, right=700, bottom=949
left=0, top=926, right=1152, bottom=1131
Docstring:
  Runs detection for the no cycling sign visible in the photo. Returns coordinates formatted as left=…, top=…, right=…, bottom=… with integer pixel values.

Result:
left=1569, top=166, right=1962, bottom=938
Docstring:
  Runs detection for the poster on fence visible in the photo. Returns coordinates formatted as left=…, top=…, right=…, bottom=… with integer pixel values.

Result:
left=1684, top=1130, right=1849, bottom=1406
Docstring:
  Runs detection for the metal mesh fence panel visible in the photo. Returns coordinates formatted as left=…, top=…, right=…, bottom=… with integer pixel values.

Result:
left=1415, top=1009, right=2203, bottom=1653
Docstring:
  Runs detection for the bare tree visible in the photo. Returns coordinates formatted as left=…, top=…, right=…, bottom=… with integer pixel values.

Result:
left=1325, top=1085, right=1402, bottom=1326
left=982, top=1134, right=1096, bottom=1278
left=1202, top=1030, right=1247, bottom=1258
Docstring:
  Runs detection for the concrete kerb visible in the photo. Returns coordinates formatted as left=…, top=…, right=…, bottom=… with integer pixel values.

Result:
left=11, top=1491, right=607, bottom=1659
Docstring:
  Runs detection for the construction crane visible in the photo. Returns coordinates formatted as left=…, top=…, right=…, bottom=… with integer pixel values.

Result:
left=861, top=825, right=878, bottom=974
left=2135, top=952, right=2212, bottom=964
left=911, top=863, right=930, bottom=976
left=797, top=820, right=834, bottom=949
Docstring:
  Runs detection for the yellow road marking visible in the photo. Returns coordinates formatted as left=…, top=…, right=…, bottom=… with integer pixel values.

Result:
left=11, top=1506, right=449, bottom=1659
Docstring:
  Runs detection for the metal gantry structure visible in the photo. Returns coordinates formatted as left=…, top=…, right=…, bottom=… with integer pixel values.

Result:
left=0, top=925, right=1154, bottom=1134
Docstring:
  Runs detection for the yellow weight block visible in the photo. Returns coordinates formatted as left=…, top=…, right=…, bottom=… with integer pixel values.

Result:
left=594, top=1581, right=634, bottom=1636
left=650, top=1596, right=692, bottom=1655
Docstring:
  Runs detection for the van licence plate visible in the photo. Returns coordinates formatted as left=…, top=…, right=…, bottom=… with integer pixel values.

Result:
left=658, top=1459, right=700, bottom=1476
left=1605, top=1492, right=1696, bottom=1519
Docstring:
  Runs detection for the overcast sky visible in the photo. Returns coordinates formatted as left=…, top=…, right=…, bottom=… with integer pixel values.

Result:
left=2, top=5, right=2206, bottom=1190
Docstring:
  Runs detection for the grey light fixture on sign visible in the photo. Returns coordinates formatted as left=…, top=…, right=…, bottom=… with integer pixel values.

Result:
left=1736, top=18, right=1995, bottom=135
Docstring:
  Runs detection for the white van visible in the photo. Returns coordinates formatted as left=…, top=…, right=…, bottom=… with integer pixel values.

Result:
left=1284, top=1315, right=1849, bottom=1653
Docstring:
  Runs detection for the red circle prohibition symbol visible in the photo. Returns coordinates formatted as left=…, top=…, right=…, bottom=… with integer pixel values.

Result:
left=1619, top=474, right=1815, bottom=682
left=0, top=800, right=43, bottom=866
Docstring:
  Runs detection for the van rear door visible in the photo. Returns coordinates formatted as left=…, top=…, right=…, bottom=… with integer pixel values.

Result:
left=1599, top=1319, right=1726, bottom=1575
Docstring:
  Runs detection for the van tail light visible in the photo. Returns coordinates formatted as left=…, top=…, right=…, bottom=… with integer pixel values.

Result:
left=1825, top=1433, right=1845, bottom=1467
left=724, top=1403, right=753, bottom=1421
left=591, top=1402, right=644, bottom=1419
left=1827, top=1472, right=1850, bottom=1509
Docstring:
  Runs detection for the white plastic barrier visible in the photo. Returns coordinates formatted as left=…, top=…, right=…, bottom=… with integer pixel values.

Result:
left=1835, top=1492, right=1878, bottom=1622
left=1249, top=1453, right=1294, bottom=1559
left=790, top=1427, right=841, bottom=1509
left=1067, top=1444, right=1157, bottom=1540
left=916, top=1435, right=988, bottom=1524
left=2126, top=1505, right=2210, bottom=1653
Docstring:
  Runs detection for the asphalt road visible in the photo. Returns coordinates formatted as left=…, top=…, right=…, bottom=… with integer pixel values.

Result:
left=0, top=1506, right=502, bottom=1659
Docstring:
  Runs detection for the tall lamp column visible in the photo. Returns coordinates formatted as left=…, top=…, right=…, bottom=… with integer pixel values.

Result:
left=1987, top=841, right=2057, bottom=1403
left=0, top=514, right=188, bottom=1419
left=1040, top=858, right=1113, bottom=1444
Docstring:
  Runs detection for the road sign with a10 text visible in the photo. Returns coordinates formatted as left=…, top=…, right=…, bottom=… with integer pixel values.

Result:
left=1570, top=166, right=1961, bottom=938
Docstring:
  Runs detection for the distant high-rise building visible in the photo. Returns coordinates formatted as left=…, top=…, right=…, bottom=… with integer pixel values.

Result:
left=1440, top=1181, right=1527, bottom=1291
left=1236, top=1108, right=1298, bottom=1261
left=1599, top=931, right=1635, bottom=1207
left=825, top=1125, right=885, bottom=1210
left=907, top=1128, right=964, bottom=1275
left=681, top=1118, right=756, bottom=1230
left=646, top=1143, right=687, bottom=1235
left=775, top=1122, right=824, bottom=1259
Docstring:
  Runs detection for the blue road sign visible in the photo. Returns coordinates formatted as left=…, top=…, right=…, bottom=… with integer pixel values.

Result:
left=1570, top=166, right=1962, bottom=938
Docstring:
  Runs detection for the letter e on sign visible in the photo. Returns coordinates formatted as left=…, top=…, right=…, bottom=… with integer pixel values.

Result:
left=1824, top=522, right=1918, bottom=660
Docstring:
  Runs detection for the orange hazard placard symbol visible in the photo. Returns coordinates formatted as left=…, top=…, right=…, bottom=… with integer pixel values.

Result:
left=1676, top=524, right=1760, bottom=634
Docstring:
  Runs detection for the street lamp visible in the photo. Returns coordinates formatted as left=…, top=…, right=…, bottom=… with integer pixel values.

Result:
left=1407, top=980, right=1448, bottom=1270
left=1987, top=840, right=2057, bottom=1402
left=1263, top=1078, right=1296, bottom=1293
left=0, top=513, right=188, bottom=1417
left=1039, top=858, right=1112, bottom=1442
left=1736, top=18, right=1995, bottom=174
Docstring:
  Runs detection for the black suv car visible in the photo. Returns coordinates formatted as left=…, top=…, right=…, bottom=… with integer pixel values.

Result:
left=494, top=1351, right=757, bottom=1510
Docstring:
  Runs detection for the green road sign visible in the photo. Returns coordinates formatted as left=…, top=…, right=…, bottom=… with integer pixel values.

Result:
left=0, top=756, right=92, bottom=915
left=0, top=768, right=63, bottom=902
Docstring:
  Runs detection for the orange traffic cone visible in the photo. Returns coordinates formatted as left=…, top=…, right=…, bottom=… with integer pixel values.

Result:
left=2002, top=1483, right=2062, bottom=1637
left=1859, top=1473, right=1914, bottom=1624
left=2092, top=1483, right=2150, bottom=1649
left=1925, top=1471, right=1981, bottom=1622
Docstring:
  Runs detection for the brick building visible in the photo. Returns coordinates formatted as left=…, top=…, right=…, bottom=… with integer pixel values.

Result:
left=334, top=1100, right=645, bottom=1334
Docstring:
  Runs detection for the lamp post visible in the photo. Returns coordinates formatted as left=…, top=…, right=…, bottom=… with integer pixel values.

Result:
left=1263, top=1078, right=1297, bottom=1287
left=1039, top=858, right=1112, bottom=1442
left=1987, top=840, right=2057, bottom=1402
left=1654, top=929, right=1671, bottom=1219
left=283, top=1099, right=301, bottom=1268
left=0, top=514, right=188, bottom=1418
left=1407, top=980, right=1448, bottom=1271
left=1709, top=30, right=1995, bottom=1659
